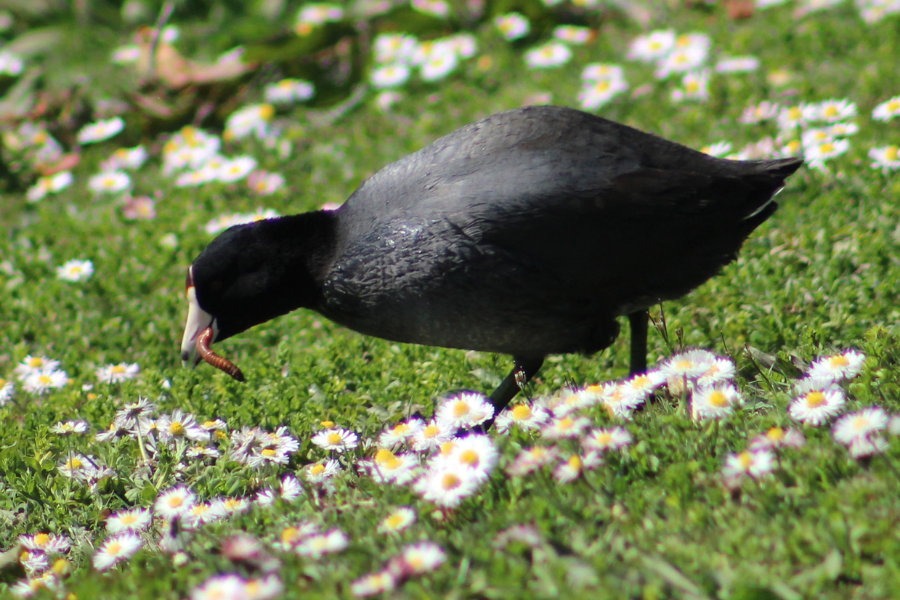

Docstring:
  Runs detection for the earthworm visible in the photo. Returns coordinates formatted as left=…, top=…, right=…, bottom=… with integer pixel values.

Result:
left=196, top=326, right=245, bottom=382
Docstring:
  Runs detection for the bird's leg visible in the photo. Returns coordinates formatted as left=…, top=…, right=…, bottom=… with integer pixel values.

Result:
left=628, top=309, right=649, bottom=375
left=484, top=356, right=545, bottom=429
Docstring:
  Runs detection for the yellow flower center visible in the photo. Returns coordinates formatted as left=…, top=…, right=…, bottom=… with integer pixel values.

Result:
left=67, top=458, right=82, bottom=469
left=440, top=441, right=456, bottom=456
left=34, top=533, right=50, bottom=547
left=392, top=423, right=409, bottom=435
left=261, top=448, right=276, bottom=457
left=111, top=365, right=126, bottom=374
left=886, top=146, right=899, bottom=161
left=851, top=417, right=868, bottom=431
left=819, top=142, right=835, bottom=153
left=558, top=417, right=573, bottom=430
left=169, top=422, right=185, bottom=436
left=441, top=473, right=462, bottom=490
left=121, top=514, right=137, bottom=524
left=320, top=420, right=335, bottom=429
left=282, top=527, right=298, bottom=543
left=385, top=514, right=404, bottom=529
left=738, top=451, right=752, bottom=469
left=594, top=80, right=611, bottom=92
left=805, top=391, right=826, bottom=407
left=788, top=107, right=801, bottom=120
left=829, top=355, right=850, bottom=367
left=167, top=496, right=184, bottom=508
left=39, top=375, right=53, bottom=385
left=568, top=455, right=582, bottom=470
left=423, top=424, right=440, bottom=438
left=511, top=405, right=532, bottom=420
left=106, top=541, right=121, bottom=555
left=452, top=402, right=470, bottom=418
left=630, top=376, right=650, bottom=389
left=675, top=360, right=693, bottom=370
left=192, top=505, right=209, bottom=516
left=766, top=427, right=784, bottom=441
left=686, top=81, right=700, bottom=93
left=459, top=449, right=479, bottom=466
left=28, top=357, right=43, bottom=368
left=708, top=390, right=729, bottom=408
left=823, top=106, right=839, bottom=117
left=326, top=432, right=342, bottom=445
left=595, top=432, right=612, bottom=445
left=310, top=464, right=325, bottom=475
left=375, top=449, right=396, bottom=463
left=259, top=104, right=275, bottom=121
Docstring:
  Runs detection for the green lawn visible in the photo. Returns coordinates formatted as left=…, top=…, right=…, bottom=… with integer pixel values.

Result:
left=2, top=0, right=900, bottom=598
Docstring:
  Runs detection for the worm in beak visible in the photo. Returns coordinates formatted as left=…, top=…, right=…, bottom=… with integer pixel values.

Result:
left=195, top=326, right=245, bottom=382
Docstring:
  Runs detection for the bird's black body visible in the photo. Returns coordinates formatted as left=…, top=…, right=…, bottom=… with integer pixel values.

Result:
left=186, top=105, right=802, bottom=417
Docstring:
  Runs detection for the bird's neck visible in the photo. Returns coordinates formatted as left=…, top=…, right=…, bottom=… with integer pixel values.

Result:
left=254, top=210, right=339, bottom=311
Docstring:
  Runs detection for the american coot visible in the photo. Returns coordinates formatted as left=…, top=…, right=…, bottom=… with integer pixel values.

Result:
left=181, top=105, right=802, bottom=420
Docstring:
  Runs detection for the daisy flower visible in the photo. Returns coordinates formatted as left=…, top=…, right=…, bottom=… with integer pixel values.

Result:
left=23, top=369, right=69, bottom=394
left=435, top=392, right=494, bottom=430
left=808, top=350, right=865, bottom=381
left=190, top=574, right=249, bottom=600
left=621, top=370, right=666, bottom=404
left=691, top=384, right=743, bottom=421
left=26, top=171, right=74, bottom=202
left=801, top=127, right=834, bottom=149
left=714, top=56, right=760, bottom=73
left=873, top=95, right=900, bottom=122
left=578, top=77, right=629, bottom=110
left=777, top=104, right=809, bottom=130
left=378, top=507, right=416, bottom=534
left=805, top=139, right=850, bottom=169
left=0, top=378, right=13, bottom=405
left=749, top=426, right=806, bottom=450
left=365, top=450, right=421, bottom=485
left=106, top=507, right=152, bottom=533
left=183, top=501, right=227, bottom=528
left=398, top=541, right=447, bottom=575
left=77, top=117, right=125, bottom=144
left=722, top=449, right=774, bottom=487
left=295, top=529, right=349, bottom=559
left=870, top=145, right=900, bottom=171
left=703, top=142, right=733, bottom=157
left=739, top=101, right=780, bottom=124
left=280, top=474, right=303, bottom=502
left=225, top=104, right=274, bottom=141
left=20, top=533, right=71, bottom=555
left=420, top=51, right=459, bottom=82
left=829, top=122, right=858, bottom=137
left=697, top=358, right=736, bottom=386
left=553, top=452, right=601, bottom=483
left=832, top=406, right=889, bottom=445
left=103, top=145, right=148, bottom=171
left=789, top=383, right=845, bottom=425
left=845, top=435, right=890, bottom=459
left=661, top=349, right=715, bottom=391
left=295, top=3, right=343, bottom=35
left=627, top=30, right=675, bottom=62
left=599, top=382, right=646, bottom=419
left=582, top=63, right=625, bottom=82
left=96, top=362, right=140, bottom=384
left=553, top=25, right=591, bottom=45
left=157, top=410, right=209, bottom=444
left=411, top=419, right=454, bottom=452
left=56, top=259, right=94, bottom=282
left=414, top=464, right=480, bottom=507
left=373, top=33, right=418, bottom=64
left=93, top=533, right=142, bottom=571
left=813, top=99, right=857, bottom=122
left=582, top=427, right=633, bottom=453
left=311, top=427, right=359, bottom=452
left=88, top=170, right=130, bottom=194
left=654, top=45, right=707, bottom=79
left=495, top=13, right=530, bottom=41
left=541, top=414, right=591, bottom=440
left=437, top=434, right=498, bottom=482
left=493, top=402, right=549, bottom=433
left=671, top=69, right=710, bottom=103
left=304, top=459, right=342, bottom=484
left=247, top=171, right=285, bottom=196
left=379, top=419, right=425, bottom=447
left=264, top=79, right=314, bottom=104
left=154, top=486, right=196, bottom=519
left=217, top=156, right=258, bottom=183
left=351, top=571, right=397, bottom=597
left=507, top=445, right=560, bottom=477
left=50, top=420, right=89, bottom=435
left=123, top=196, right=156, bottom=220
left=524, top=41, right=572, bottom=69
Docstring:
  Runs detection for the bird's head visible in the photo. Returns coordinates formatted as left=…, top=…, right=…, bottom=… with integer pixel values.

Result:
left=180, top=215, right=333, bottom=374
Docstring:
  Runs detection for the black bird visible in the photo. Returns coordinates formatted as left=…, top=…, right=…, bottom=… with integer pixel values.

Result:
left=181, top=105, right=802, bottom=419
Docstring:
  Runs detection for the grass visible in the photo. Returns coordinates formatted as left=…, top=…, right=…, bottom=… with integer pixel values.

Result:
left=2, top=0, right=900, bottom=598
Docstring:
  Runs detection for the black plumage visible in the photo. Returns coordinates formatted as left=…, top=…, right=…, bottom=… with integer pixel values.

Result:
left=182, top=105, right=803, bottom=420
